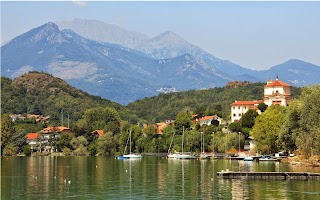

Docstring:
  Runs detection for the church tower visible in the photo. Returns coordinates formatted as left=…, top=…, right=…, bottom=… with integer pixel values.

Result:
left=264, top=75, right=291, bottom=106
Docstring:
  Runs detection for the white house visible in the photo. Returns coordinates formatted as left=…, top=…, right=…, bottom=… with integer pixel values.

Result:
left=231, top=100, right=263, bottom=122
left=199, top=115, right=221, bottom=126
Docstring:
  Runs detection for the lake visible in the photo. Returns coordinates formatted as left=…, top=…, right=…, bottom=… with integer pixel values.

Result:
left=1, top=156, right=320, bottom=199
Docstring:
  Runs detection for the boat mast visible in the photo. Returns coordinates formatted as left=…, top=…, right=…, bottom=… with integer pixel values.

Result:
left=182, top=126, right=184, bottom=155
left=129, top=128, right=132, bottom=154
left=168, top=131, right=175, bottom=154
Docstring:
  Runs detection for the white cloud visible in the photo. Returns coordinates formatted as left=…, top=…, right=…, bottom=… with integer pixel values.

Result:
left=72, top=1, right=88, bottom=7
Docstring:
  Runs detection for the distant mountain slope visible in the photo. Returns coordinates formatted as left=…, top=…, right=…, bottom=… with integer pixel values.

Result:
left=56, top=18, right=149, bottom=49
left=1, top=22, right=238, bottom=105
left=2, top=21, right=319, bottom=105
left=258, top=59, right=320, bottom=86
left=57, top=19, right=257, bottom=80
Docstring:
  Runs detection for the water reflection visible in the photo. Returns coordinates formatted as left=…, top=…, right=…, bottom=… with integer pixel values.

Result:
left=1, top=157, right=320, bottom=199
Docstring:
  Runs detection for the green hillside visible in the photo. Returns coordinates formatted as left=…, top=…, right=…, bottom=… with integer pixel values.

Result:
left=127, top=82, right=302, bottom=123
left=1, top=72, right=138, bottom=124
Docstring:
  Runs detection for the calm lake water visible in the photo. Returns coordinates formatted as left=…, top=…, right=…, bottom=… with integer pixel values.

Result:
left=1, top=156, right=320, bottom=199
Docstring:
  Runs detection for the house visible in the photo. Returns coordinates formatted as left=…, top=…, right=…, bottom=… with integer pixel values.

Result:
left=231, top=100, right=263, bottom=122
left=27, top=133, right=40, bottom=151
left=156, top=119, right=175, bottom=134
left=199, top=115, right=221, bottom=126
left=231, top=76, right=291, bottom=122
left=41, top=126, right=73, bottom=135
left=264, top=76, right=291, bottom=106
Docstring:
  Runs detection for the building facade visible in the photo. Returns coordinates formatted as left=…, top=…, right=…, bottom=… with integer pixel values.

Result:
left=231, top=100, right=263, bottom=122
left=263, top=77, right=291, bottom=106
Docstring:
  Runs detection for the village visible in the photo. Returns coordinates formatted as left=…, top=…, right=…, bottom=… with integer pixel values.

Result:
left=6, top=76, right=298, bottom=162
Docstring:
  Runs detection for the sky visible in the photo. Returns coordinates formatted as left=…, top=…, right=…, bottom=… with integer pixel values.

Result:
left=1, top=1, right=320, bottom=70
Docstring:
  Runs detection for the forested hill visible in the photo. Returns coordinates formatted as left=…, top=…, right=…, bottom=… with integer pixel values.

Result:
left=127, top=82, right=302, bottom=123
left=1, top=72, right=138, bottom=124
left=2, top=72, right=302, bottom=125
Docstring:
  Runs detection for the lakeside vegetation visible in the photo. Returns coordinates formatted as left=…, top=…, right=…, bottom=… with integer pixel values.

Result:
left=1, top=72, right=319, bottom=159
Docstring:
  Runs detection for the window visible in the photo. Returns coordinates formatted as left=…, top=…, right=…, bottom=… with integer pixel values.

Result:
left=245, top=106, right=247, bottom=109
left=239, top=114, right=242, bottom=117
left=238, top=107, right=240, bottom=109
left=233, top=107, right=235, bottom=110
left=233, top=114, right=236, bottom=117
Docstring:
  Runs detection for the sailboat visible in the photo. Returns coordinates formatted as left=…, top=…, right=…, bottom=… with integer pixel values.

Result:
left=167, top=131, right=181, bottom=158
left=118, top=128, right=142, bottom=159
left=199, top=131, right=208, bottom=159
left=123, top=128, right=142, bottom=159
left=175, top=126, right=195, bottom=159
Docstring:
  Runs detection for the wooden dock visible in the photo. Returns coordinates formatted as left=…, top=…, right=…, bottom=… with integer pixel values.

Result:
left=217, top=171, right=320, bottom=180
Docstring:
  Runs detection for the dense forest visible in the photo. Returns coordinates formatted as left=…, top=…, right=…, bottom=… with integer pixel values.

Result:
left=1, top=72, right=139, bottom=125
left=2, top=72, right=319, bottom=159
left=127, top=81, right=301, bottom=123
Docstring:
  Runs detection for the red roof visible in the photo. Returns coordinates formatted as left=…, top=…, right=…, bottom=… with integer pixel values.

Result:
left=27, top=133, right=40, bottom=140
left=231, top=100, right=263, bottom=106
left=199, top=115, right=217, bottom=121
left=265, top=79, right=291, bottom=87
left=96, top=130, right=104, bottom=137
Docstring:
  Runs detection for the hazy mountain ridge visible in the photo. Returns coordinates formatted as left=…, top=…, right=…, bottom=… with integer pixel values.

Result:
left=1, top=20, right=320, bottom=105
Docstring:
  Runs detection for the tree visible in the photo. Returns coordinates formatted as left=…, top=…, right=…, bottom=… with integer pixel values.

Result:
left=70, top=136, right=88, bottom=150
left=296, top=85, right=320, bottom=157
left=55, top=133, right=73, bottom=152
left=251, top=105, right=286, bottom=154
left=240, top=109, right=258, bottom=128
left=279, top=100, right=300, bottom=153
left=23, top=145, right=32, bottom=156
left=174, top=111, right=192, bottom=134
left=228, top=122, right=242, bottom=133
left=258, top=102, right=268, bottom=112
left=1, top=114, right=15, bottom=154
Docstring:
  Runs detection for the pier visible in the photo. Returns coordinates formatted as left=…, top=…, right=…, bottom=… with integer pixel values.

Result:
left=217, top=171, right=320, bottom=180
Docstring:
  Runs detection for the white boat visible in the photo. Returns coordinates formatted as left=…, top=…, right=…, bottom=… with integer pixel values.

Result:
left=167, top=151, right=181, bottom=159
left=121, top=128, right=142, bottom=159
left=244, top=156, right=254, bottom=161
left=167, top=131, right=179, bottom=158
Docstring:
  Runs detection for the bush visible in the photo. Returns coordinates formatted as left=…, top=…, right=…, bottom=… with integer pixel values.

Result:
left=3, top=144, right=17, bottom=156
left=62, top=147, right=72, bottom=156
left=73, top=145, right=89, bottom=156
left=23, top=145, right=32, bottom=156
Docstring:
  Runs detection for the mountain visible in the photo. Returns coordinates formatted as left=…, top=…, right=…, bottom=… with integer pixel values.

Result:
left=56, top=18, right=149, bottom=49
left=2, top=21, right=319, bottom=105
left=1, top=22, right=238, bottom=105
left=57, top=19, right=257, bottom=80
left=258, top=59, right=320, bottom=86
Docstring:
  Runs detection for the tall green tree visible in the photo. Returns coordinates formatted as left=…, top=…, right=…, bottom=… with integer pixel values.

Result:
left=251, top=105, right=286, bottom=154
left=279, top=100, right=300, bottom=153
left=296, top=85, right=320, bottom=157
left=241, top=109, right=259, bottom=128
left=174, top=111, right=192, bottom=134
left=1, top=114, right=15, bottom=154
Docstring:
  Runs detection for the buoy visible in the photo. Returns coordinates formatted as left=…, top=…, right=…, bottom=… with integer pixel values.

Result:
left=68, top=180, right=71, bottom=184
left=125, top=170, right=128, bottom=173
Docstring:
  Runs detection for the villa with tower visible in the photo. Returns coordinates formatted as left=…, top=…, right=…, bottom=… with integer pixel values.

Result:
left=231, top=76, right=291, bottom=122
